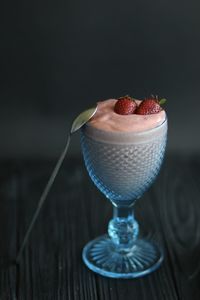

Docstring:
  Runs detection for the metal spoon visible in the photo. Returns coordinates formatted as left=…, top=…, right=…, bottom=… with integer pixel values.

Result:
left=16, top=106, right=97, bottom=264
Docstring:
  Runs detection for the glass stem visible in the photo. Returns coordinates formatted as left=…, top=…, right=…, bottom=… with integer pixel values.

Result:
left=108, top=205, right=139, bottom=248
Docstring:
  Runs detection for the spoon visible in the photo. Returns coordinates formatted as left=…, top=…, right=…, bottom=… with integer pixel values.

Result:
left=16, top=106, right=97, bottom=264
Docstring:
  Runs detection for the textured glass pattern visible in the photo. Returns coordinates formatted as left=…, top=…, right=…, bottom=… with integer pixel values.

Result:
left=81, top=131, right=167, bottom=203
left=83, top=235, right=163, bottom=279
left=81, top=121, right=167, bottom=278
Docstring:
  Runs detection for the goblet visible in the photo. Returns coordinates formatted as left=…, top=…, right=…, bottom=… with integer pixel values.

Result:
left=81, top=118, right=167, bottom=278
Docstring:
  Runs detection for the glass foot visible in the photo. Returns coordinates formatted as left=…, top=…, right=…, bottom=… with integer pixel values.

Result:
left=82, top=235, right=163, bottom=279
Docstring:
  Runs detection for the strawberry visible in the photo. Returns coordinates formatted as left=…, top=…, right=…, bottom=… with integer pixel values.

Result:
left=114, top=95, right=137, bottom=115
left=135, top=96, right=166, bottom=115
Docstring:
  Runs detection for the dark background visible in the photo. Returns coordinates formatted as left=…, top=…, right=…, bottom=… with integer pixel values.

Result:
left=1, top=0, right=200, bottom=158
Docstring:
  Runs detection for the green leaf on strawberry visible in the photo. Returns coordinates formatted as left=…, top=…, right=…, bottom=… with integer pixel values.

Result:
left=159, top=98, right=167, bottom=105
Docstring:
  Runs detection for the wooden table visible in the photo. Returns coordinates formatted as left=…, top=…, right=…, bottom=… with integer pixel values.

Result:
left=0, top=154, right=200, bottom=299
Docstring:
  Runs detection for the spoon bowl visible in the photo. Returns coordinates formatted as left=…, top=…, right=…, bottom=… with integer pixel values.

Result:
left=71, top=106, right=97, bottom=134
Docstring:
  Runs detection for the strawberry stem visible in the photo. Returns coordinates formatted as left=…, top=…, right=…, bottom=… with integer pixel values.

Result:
left=159, top=98, right=167, bottom=105
left=117, top=95, right=135, bottom=102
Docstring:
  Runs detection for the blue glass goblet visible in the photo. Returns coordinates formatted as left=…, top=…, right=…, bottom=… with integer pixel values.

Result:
left=81, top=118, right=167, bottom=278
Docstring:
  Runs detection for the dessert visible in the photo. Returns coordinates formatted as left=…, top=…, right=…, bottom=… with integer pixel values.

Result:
left=88, top=97, right=166, bottom=133
left=81, top=96, right=167, bottom=204
left=80, top=95, right=168, bottom=278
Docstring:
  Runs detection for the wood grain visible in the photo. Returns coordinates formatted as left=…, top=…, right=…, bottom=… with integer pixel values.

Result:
left=0, top=155, right=200, bottom=299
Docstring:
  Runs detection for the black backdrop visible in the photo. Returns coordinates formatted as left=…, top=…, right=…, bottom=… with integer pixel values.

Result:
left=1, top=0, right=200, bottom=158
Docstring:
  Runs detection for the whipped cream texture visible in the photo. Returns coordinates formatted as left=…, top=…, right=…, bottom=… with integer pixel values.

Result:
left=88, top=99, right=166, bottom=132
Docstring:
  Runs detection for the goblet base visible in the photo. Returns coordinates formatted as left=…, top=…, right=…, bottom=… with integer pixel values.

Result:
left=82, top=235, right=163, bottom=279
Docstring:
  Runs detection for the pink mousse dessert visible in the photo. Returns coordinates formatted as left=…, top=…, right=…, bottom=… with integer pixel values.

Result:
left=89, top=99, right=166, bottom=133
left=81, top=97, right=167, bottom=205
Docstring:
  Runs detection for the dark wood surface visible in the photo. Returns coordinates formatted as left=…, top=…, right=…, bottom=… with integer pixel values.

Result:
left=1, top=154, right=200, bottom=299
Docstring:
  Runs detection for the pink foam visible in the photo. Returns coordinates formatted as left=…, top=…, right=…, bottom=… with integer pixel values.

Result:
left=88, top=99, right=166, bottom=133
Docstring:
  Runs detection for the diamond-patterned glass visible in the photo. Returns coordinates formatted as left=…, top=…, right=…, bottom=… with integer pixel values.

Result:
left=81, top=125, right=167, bottom=204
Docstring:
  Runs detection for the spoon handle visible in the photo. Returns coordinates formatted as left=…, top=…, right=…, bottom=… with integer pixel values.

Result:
left=16, top=133, right=71, bottom=264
